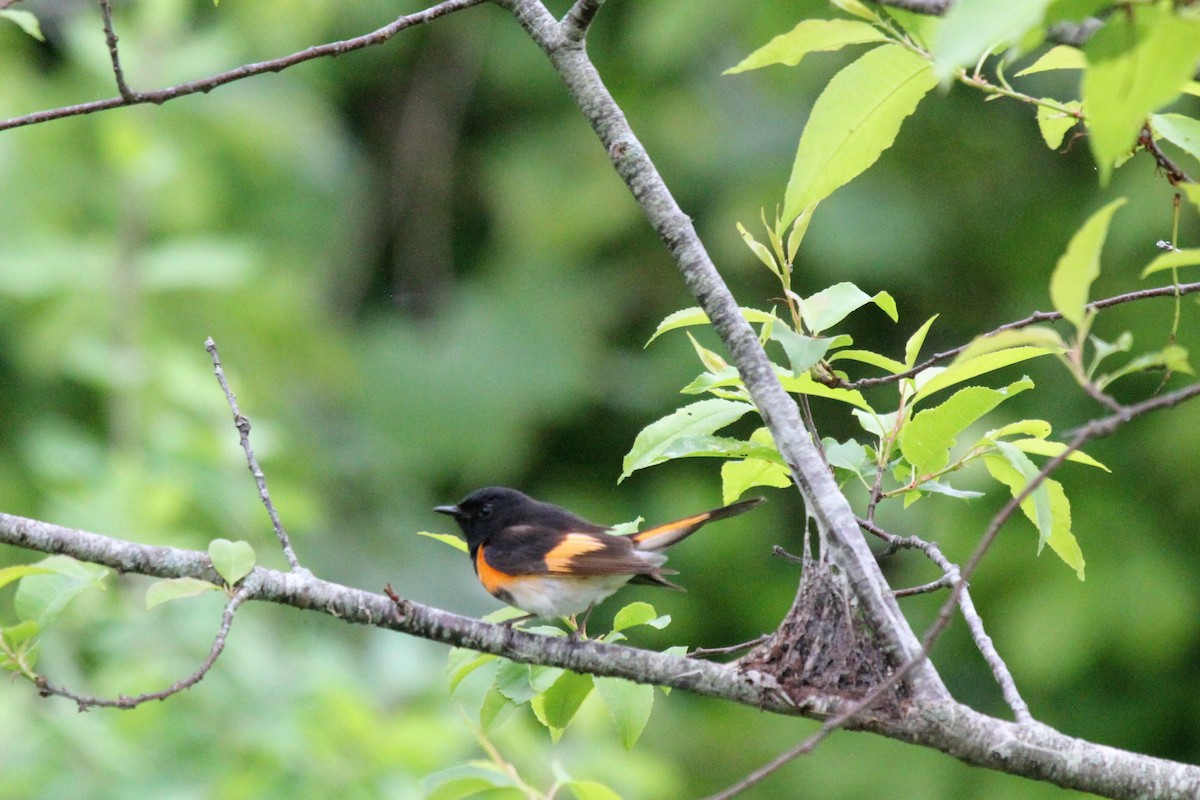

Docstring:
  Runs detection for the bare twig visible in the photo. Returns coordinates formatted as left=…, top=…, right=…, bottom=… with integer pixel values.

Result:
left=33, top=586, right=251, bottom=711
left=96, top=0, right=136, bottom=101
left=690, top=636, right=770, bottom=658
left=561, top=0, right=604, bottom=42
left=1140, top=124, right=1195, bottom=186
left=0, top=0, right=488, bottom=132
left=205, top=338, right=303, bottom=572
left=872, top=0, right=954, bottom=13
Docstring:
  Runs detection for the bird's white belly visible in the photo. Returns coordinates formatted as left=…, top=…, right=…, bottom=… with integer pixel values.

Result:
left=505, top=574, right=634, bottom=619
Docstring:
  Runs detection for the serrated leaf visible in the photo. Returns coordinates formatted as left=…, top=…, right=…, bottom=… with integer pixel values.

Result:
left=797, top=282, right=898, bottom=334
left=1151, top=113, right=1200, bottom=162
left=416, top=531, right=469, bottom=553
left=1050, top=197, right=1126, bottom=328
left=901, top=379, right=1034, bottom=475
left=726, top=19, right=889, bottom=74
left=914, top=345, right=1057, bottom=403
left=1140, top=247, right=1200, bottom=278
left=1037, top=100, right=1082, bottom=149
left=146, top=577, right=220, bottom=609
left=1015, top=44, right=1087, bottom=75
left=1083, top=7, right=1200, bottom=183
left=0, top=9, right=44, bottom=41
left=783, top=44, right=937, bottom=223
left=933, top=0, right=1054, bottom=82
left=531, top=670, right=594, bottom=737
left=985, top=449, right=1085, bottom=579
left=208, top=539, right=256, bottom=586
left=621, top=399, right=756, bottom=481
left=645, top=307, right=776, bottom=347
left=594, top=677, right=654, bottom=749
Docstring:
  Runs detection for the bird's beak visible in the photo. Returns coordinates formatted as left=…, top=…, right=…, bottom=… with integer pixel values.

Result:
left=434, top=504, right=461, bottom=518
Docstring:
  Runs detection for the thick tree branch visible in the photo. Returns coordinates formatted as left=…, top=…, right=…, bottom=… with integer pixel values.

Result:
left=496, top=0, right=948, bottom=703
left=0, top=0, right=488, bottom=132
left=3, top=511, right=1198, bottom=798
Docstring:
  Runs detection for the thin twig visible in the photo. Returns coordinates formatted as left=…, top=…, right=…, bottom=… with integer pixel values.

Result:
left=561, top=0, right=604, bottom=42
left=205, top=338, right=303, bottom=572
left=892, top=576, right=954, bottom=597
left=690, top=635, right=769, bottom=658
left=839, top=281, right=1200, bottom=390
left=871, top=0, right=954, bottom=13
left=96, top=0, right=136, bottom=101
left=34, top=586, right=251, bottom=710
left=0, top=0, right=488, bottom=132
left=1140, top=124, right=1195, bottom=186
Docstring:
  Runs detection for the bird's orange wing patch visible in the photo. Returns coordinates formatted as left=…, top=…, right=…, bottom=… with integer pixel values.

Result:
left=543, top=533, right=608, bottom=573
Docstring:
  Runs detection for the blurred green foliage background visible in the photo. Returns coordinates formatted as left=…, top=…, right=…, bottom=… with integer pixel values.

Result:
left=2, top=0, right=1200, bottom=797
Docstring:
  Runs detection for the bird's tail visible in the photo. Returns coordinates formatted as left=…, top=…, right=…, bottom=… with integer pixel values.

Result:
left=629, top=496, right=764, bottom=552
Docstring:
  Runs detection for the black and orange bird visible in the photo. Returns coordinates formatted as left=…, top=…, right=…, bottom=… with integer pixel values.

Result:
left=434, top=486, right=764, bottom=637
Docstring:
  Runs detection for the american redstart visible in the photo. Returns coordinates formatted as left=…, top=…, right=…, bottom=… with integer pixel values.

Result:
left=434, top=486, right=764, bottom=637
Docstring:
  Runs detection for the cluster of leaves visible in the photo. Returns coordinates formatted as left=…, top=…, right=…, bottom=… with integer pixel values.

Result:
left=725, top=0, right=1200, bottom=224
left=425, top=602, right=680, bottom=800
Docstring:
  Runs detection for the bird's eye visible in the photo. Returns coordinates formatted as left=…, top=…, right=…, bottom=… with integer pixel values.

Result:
left=479, top=504, right=493, bottom=518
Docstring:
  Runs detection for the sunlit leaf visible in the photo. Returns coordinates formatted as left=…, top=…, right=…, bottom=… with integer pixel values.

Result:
left=621, top=399, right=756, bottom=481
left=1140, top=247, right=1200, bottom=278
left=1037, top=100, right=1082, bottom=149
left=1051, top=198, right=1126, bottom=328
left=0, top=9, right=44, bottom=41
left=1083, top=7, right=1200, bottom=182
left=783, top=44, right=937, bottom=223
left=208, top=539, right=256, bottom=586
left=770, top=326, right=839, bottom=374
left=1015, top=44, right=1087, bottom=75
left=645, top=307, right=776, bottom=346
left=736, top=223, right=780, bottom=276
left=726, top=19, right=889, bottom=74
left=828, top=348, right=906, bottom=374
left=901, top=378, right=1034, bottom=475
left=1004, top=438, right=1110, bottom=471
left=564, top=780, right=623, bottom=800
left=1150, top=113, right=1200, bottom=162
left=721, top=457, right=791, bottom=504
left=0, top=565, right=53, bottom=591
left=777, top=372, right=873, bottom=410
left=903, top=315, right=939, bottom=369
left=914, top=345, right=1056, bottom=403
left=416, top=531, right=469, bottom=553
left=933, top=0, right=1054, bottom=82
left=531, top=670, right=594, bottom=738
left=985, top=449, right=1085, bottom=579
left=797, top=282, right=898, bottom=334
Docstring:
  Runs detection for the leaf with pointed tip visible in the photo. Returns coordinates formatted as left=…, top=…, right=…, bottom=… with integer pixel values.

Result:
left=726, top=19, right=889, bottom=74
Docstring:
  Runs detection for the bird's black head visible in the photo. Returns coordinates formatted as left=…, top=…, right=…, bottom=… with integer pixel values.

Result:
left=434, top=486, right=536, bottom=550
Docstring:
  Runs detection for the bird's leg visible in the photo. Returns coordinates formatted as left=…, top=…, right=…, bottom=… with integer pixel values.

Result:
left=500, top=613, right=535, bottom=629
left=571, top=605, right=597, bottom=641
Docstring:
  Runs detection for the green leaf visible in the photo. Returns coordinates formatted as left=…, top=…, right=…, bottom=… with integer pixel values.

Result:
left=721, top=457, right=791, bottom=504
left=1050, top=197, right=1126, bottom=328
left=785, top=204, right=818, bottom=263
left=770, top=325, right=838, bottom=374
left=621, top=399, right=756, bottom=481
left=531, top=670, right=594, bottom=737
left=736, top=223, right=779, bottom=276
left=612, top=602, right=666, bottom=632
left=725, top=19, right=889, bottom=74
left=1151, top=113, right=1200, bottom=162
left=913, top=344, right=1057, bottom=404
left=0, top=9, right=44, bottom=41
left=208, top=539, right=256, bottom=586
left=1004, top=438, right=1110, bottom=471
left=0, top=565, right=53, bottom=591
left=494, top=660, right=562, bottom=705
left=1037, top=100, right=1082, bottom=149
left=1097, top=344, right=1192, bottom=389
left=985, top=448, right=1085, bottom=579
left=1015, top=44, right=1086, bottom=76
left=1184, top=184, right=1200, bottom=216
left=1083, top=7, right=1200, bottom=182
left=564, top=781, right=623, bottom=800
left=783, top=44, right=937, bottom=223
left=798, top=282, right=898, bottom=334
left=14, top=557, right=108, bottom=627
left=1140, top=247, right=1200, bottom=278
left=920, top=480, right=984, bottom=500
left=479, top=685, right=518, bottom=734
left=416, top=531, right=469, bottom=553
left=422, top=763, right=517, bottom=800
left=828, top=348, right=906, bottom=374
left=657, top=434, right=783, bottom=464
left=904, top=315, right=939, bottom=369
left=446, top=648, right=498, bottom=694
left=986, top=418, right=1052, bottom=440
left=933, top=0, right=1054, bottom=82
left=686, top=332, right=729, bottom=374
left=831, top=0, right=879, bottom=21
left=901, top=378, right=1034, bottom=475
left=777, top=372, right=873, bottom=410
left=593, top=677, right=655, bottom=749
left=146, top=577, right=221, bottom=609
left=645, top=307, right=776, bottom=347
